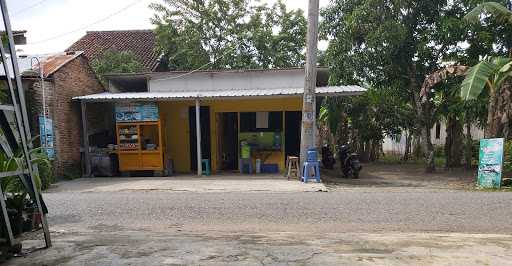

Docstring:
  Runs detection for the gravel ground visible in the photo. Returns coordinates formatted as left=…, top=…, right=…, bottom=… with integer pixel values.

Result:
left=45, top=189, right=512, bottom=234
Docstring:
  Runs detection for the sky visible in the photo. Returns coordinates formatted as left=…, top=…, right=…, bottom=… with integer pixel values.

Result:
left=7, top=0, right=329, bottom=56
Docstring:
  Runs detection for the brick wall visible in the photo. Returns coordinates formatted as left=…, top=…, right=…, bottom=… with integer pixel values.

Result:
left=28, top=55, right=105, bottom=177
left=27, top=79, right=55, bottom=144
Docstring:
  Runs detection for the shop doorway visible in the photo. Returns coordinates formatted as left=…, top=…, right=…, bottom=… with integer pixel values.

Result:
left=216, top=112, right=238, bottom=171
left=189, top=106, right=211, bottom=171
left=285, top=111, right=301, bottom=158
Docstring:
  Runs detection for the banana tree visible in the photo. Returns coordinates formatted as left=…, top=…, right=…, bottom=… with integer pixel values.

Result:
left=465, top=1, right=512, bottom=27
left=460, top=56, right=512, bottom=137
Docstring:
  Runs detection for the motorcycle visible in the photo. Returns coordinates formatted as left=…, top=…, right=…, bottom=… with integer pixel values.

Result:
left=321, top=144, right=336, bottom=169
left=338, top=144, right=362, bottom=178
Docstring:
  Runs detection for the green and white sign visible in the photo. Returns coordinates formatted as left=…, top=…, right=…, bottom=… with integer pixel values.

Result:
left=478, top=138, right=504, bottom=188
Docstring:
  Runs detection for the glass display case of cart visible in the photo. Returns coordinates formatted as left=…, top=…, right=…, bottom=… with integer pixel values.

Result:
left=140, top=123, right=160, bottom=152
left=115, top=102, right=164, bottom=172
left=117, top=124, right=139, bottom=150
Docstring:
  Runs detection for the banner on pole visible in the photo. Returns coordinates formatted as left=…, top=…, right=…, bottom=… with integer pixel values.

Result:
left=39, top=115, right=55, bottom=160
left=478, top=138, right=504, bottom=188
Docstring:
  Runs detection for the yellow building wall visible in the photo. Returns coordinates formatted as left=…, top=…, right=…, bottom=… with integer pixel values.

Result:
left=159, top=97, right=302, bottom=174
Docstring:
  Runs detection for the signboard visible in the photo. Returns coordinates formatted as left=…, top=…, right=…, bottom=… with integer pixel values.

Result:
left=39, top=116, right=55, bottom=160
left=478, top=138, right=504, bottom=188
left=115, top=102, right=159, bottom=122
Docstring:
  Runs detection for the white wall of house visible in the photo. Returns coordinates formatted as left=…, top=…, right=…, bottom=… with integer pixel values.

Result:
left=382, top=122, right=485, bottom=155
left=149, top=69, right=307, bottom=92
left=382, top=134, right=407, bottom=155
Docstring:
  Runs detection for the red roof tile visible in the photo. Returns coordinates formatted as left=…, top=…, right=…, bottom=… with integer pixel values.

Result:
left=66, top=30, right=161, bottom=72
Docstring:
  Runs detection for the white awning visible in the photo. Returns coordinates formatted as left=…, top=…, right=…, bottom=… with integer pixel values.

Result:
left=73, top=86, right=366, bottom=102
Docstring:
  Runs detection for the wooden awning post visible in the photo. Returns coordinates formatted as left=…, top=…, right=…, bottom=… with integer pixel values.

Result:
left=81, top=101, right=91, bottom=177
left=195, top=98, right=202, bottom=176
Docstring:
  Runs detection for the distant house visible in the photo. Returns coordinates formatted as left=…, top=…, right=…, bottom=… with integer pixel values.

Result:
left=382, top=122, right=485, bottom=156
left=66, top=30, right=164, bottom=72
left=22, top=52, right=109, bottom=177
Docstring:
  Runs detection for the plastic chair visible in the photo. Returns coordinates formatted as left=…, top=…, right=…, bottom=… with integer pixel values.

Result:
left=302, top=161, right=320, bottom=183
left=302, top=149, right=321, bottom=183
left=201, top=159, right=211, bottom=176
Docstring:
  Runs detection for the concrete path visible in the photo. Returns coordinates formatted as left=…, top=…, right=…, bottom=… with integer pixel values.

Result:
left=11, top=231, right=512, bottom=265
left=48, top=175, right=327, bottom=193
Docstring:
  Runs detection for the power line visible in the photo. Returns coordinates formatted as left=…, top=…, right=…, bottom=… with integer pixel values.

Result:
left=153, top=45, right=239, bottom=81
left=26, top=0, right=144, bottom=45
left=13, top=0, right=50, bottom=16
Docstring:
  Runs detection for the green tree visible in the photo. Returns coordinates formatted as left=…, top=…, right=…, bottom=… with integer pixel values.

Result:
left=91, top=50, right=144, bottom=84
left=150, top=0, right=306, bottom=70
left=461, top=1, right=512, bottom=139
left=321, top=0, right=474, bottom=172
left=320, top=86, right=414, bottom=162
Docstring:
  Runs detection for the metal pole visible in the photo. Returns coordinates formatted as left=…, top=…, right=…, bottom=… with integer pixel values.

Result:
left=40, top=58, right=46, bottom=148
left=81, top=101, right=91, bottom=177
left=0, top=0, right=51, bottom=247
left=299, top=0, right=320, bottom=166
left=195, top=98, right=202, bottom=176
left=31, top=57, right=47, bottom=152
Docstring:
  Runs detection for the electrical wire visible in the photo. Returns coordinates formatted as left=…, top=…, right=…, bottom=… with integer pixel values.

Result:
left=26, top=0, right=144, bottom=45
left=153, top=45, right=239, bottom=81
left=13, top=0, right=51, bottom=16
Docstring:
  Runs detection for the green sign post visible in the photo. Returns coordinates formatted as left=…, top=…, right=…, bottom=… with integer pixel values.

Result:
left=478, top=138, right=504, bottom=188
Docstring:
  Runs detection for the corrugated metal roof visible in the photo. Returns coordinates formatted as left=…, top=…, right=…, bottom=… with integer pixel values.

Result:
left=73, top=86, right=366, bottom=102
left=0, top=56, right=34, bottom=78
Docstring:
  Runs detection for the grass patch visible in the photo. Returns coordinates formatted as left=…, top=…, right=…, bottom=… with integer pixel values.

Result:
left=62, top=167, right=82, bottom=180
left=473, top=186, right=512, bottom=192
left=377, top=154, right=446, bottom=167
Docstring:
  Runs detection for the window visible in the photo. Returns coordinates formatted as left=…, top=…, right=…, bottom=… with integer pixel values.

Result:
left=240, top=112, right=282, bottom=132
left=435, top=122, right=441, bottom=139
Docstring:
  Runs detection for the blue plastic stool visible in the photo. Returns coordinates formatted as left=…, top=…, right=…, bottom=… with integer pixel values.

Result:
left=302, top=161, right=320, bottom=183
left=201, top=159, right=211, bottom=176
left=239, top=158, right=253, bottom=174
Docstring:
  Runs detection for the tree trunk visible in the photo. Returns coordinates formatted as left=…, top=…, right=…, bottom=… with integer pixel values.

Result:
left=403, top=132, right=412, bottom=161
left=411, top=65, right=435, bottom=173
left=497, top=81, right=512, bottom=139
left=444, top=116, right=463, bottom=168
left=465, top=120, right=472, bottom=170
left=485, top=86, right=499, bottom=138
left=420, top=126, right=435, bottom=172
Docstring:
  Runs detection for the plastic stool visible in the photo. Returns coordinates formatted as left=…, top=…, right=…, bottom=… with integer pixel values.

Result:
left=302, top=161, right=320, bottom=183
left=201, top=159, right=211, bottom=176
left=239, top=158, right=253, bottom=174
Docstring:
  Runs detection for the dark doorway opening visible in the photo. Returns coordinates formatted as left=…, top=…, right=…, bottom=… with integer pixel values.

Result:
left=285, top=111, right=301, bottom=159
left=217, top=112, right=238, bottom=171
left=189, top=106, right=211, bottom=171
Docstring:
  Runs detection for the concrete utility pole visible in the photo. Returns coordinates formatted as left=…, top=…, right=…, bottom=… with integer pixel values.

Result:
left=300, top=0, right=320, bottom=165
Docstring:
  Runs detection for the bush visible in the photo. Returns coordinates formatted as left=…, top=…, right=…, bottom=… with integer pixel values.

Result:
left=29, top=148, right=55, bottom=190
left=62, top=166, right=81, bottom=180
left=504, top=140, right=512, bottom=176
left=434, top=145, right=444, bottom=157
